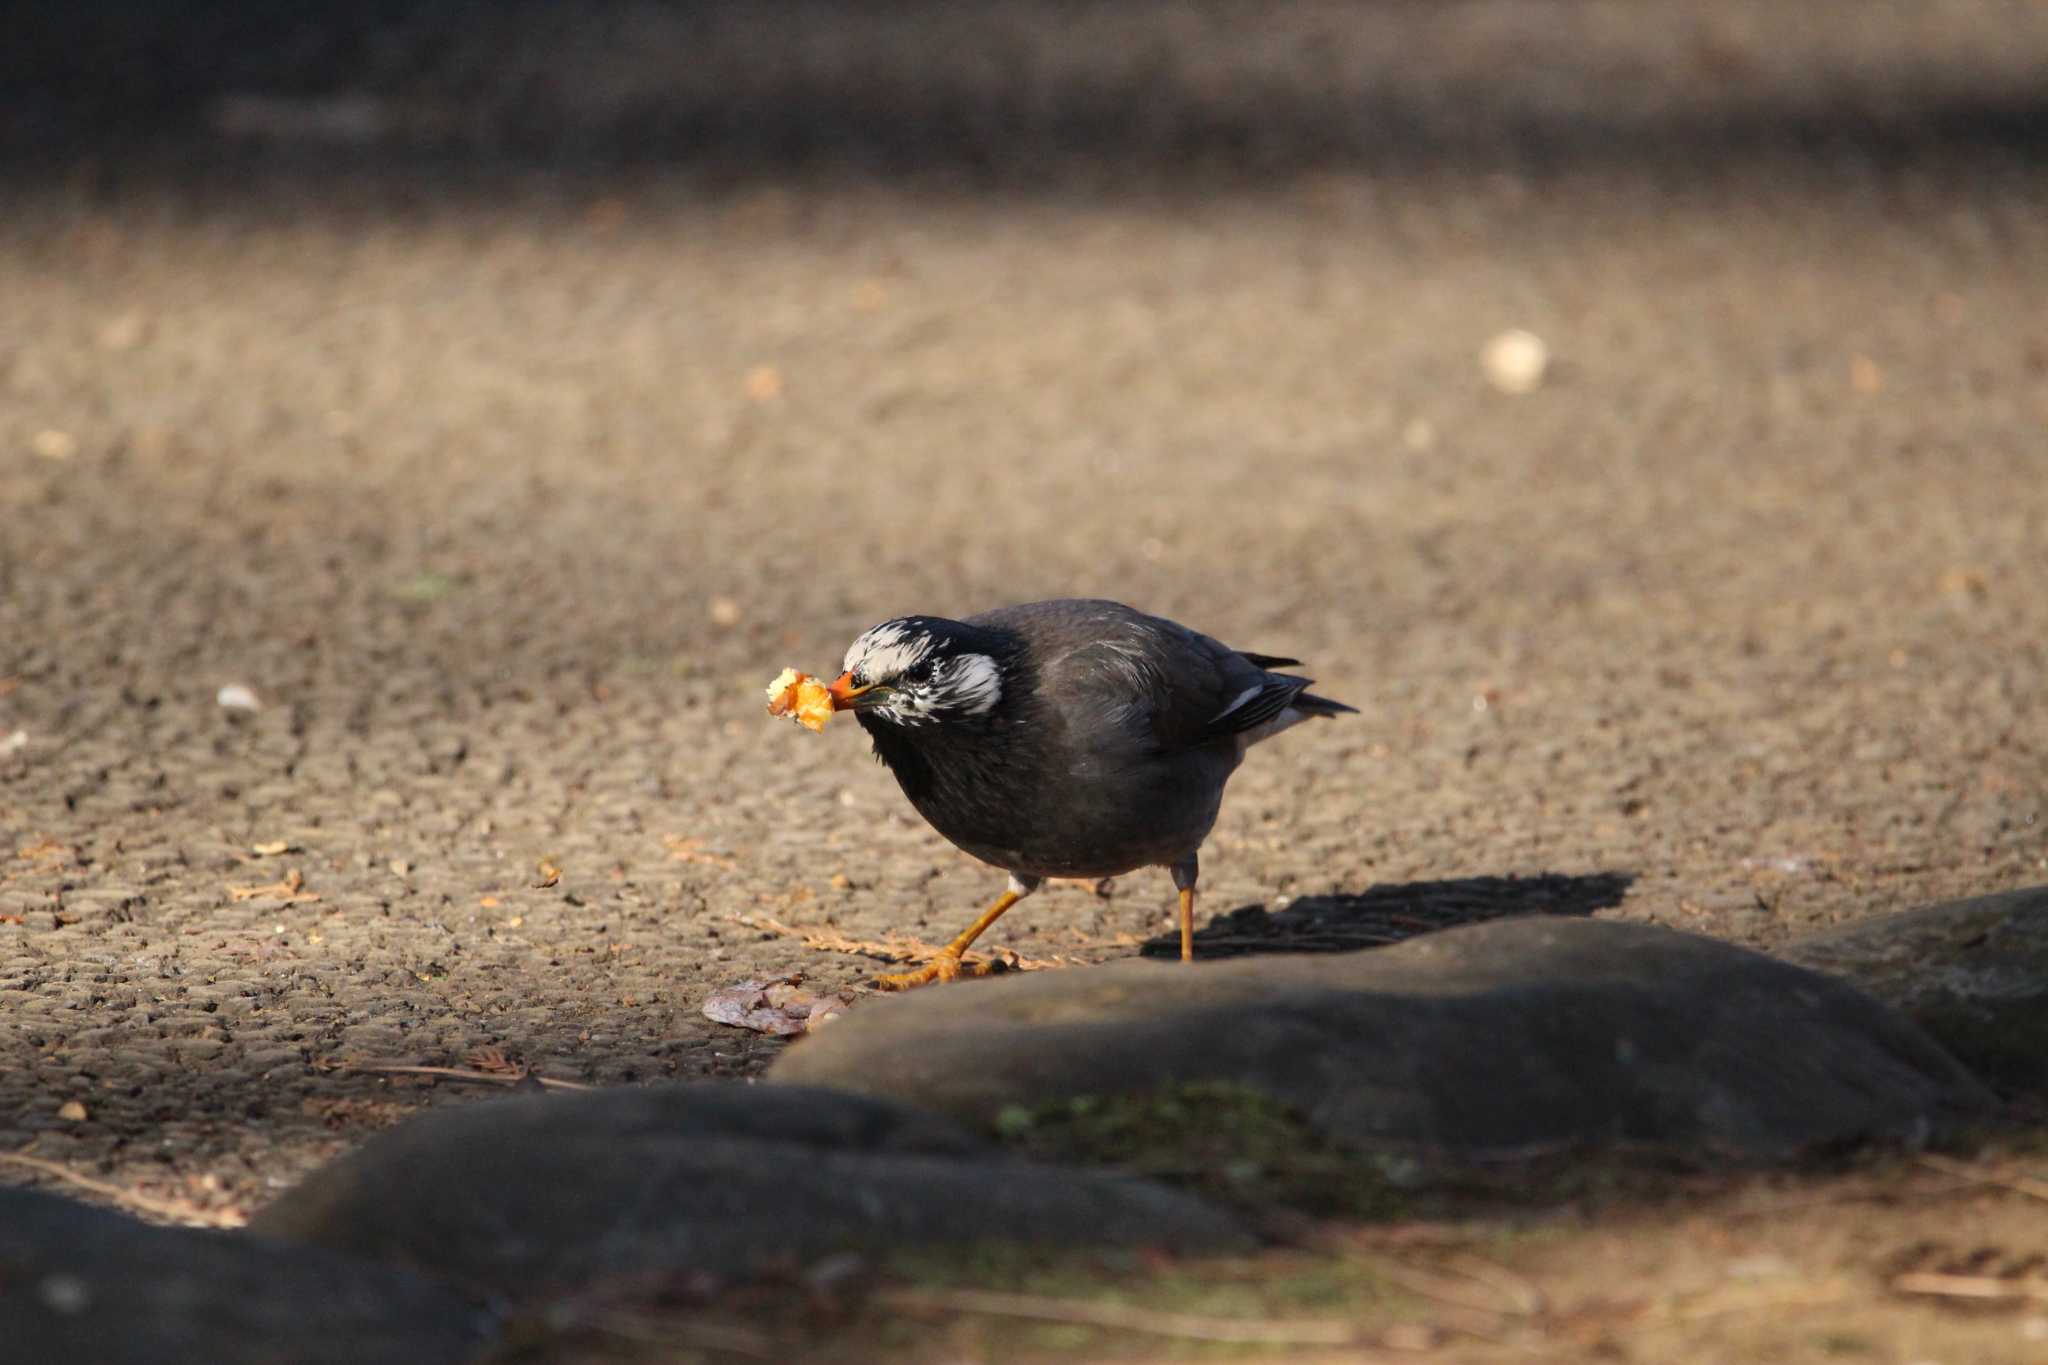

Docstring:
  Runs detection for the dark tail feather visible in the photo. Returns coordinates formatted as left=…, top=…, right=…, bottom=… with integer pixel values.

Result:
left=1239, top=651, right=1303, bottom=669
left=1294, top=691, right=1358, bottom=717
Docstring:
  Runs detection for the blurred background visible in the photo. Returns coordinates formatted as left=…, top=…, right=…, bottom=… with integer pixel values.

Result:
left=1, top=0, right=2044, bottom=1202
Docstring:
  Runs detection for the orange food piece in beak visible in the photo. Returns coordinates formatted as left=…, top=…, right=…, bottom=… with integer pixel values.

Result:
left=764, top=667, right=835, bottom=732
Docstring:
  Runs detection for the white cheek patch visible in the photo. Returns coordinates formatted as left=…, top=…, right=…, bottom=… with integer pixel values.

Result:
left=934, top=653, right=1003, bottom=716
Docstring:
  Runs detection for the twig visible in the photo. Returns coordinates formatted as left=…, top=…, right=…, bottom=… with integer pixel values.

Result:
left=1915, top=1152, right=2048, bottom=1204
left=1892, top=1271, right=2048, bottom=1302
left=0, top=1151, right=245, bottom=1228
left=875, top=1285, right=1358, bottom=1345
left=1441, top=1251, right=1549, bottom=1316
left=729, top=913, right=1074, bottom=971
left=335, top=1062, right=592, bottom=1091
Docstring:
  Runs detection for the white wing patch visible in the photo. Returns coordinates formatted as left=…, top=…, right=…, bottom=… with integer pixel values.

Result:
left=1212, top=682, right=1265, bottom=723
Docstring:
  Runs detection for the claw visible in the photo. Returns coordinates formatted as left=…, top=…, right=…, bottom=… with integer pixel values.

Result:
left=873, top=951, right=1006, bottom=992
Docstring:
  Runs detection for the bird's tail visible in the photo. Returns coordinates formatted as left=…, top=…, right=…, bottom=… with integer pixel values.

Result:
left=1292, top=691, right=1359, bottom=718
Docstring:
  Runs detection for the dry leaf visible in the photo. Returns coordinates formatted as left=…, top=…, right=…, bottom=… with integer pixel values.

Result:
left=465, top=1047, right=521, bottom=1075
left=702, top=976, right=857, bottom=1036
left=534, top=859, right=561, bottom=889
left=251, top=840, right=291, bottom=856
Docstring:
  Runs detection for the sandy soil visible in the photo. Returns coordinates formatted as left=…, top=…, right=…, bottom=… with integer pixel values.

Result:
left=1, top=3, right=2044, bottom=1358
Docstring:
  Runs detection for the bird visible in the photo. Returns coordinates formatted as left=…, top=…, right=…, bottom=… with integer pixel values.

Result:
left=822, top=599, right=1357, bottom=989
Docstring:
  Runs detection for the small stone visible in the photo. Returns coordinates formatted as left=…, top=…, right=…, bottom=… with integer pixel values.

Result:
left=56, top=1100, right=88, bottom=1122
left=1480, top=329, right=1549, bottom=394
left=0, top=730, right=26, bottom=756
left=215, top=685, right=260, bottom=711
left=31, top=430, right=78, bottom=461
left=708, top=596, right=742, bottom=627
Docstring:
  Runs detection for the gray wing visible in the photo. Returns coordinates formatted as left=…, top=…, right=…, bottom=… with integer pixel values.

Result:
left=981, top=600, right=1315, bottom=754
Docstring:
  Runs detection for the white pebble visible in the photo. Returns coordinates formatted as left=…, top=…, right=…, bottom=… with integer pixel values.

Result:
left=0, top=729, right=25, bottom=755
left=216, top=684, right=260, bottom=711
left=1481, top=329, right=1550, bottom=394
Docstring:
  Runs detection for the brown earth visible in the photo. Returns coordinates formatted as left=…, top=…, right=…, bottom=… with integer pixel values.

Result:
left=2, top=3, right=2045, bottom=1359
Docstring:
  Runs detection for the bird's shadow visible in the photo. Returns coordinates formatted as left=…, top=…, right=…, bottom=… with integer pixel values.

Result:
left=1141, top=871, right=1636, bottom=958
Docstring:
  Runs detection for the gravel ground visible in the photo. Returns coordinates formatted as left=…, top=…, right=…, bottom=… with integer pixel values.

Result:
left=1, top=1, right=2044, bottom=1227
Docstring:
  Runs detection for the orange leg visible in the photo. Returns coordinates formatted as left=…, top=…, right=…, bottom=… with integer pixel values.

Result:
left=875, top=874, right=1041, bottom=991
left=1171, top=854, right=1200, bottom=964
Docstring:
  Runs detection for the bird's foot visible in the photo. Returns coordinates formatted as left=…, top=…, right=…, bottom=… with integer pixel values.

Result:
left=873, top=951, right=1006, bottom=992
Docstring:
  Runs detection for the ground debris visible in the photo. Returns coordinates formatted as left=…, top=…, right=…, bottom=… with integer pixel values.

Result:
left=729, top=912, right=1094, bottom=973
left=702, top=974, right=856, bottom=1036
left=226, top=866, right=320, bottom=903
left=663, top=834, right=738, bottom=871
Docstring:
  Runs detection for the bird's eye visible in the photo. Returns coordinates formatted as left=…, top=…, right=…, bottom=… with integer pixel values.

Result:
left=904, top=659, right=935, bottom=685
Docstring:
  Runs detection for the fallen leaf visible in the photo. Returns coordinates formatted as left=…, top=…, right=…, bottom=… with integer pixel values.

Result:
left=702, top=976, right=858, bottom=1036
left=251, top=840, right=292, bottom=856
left=389, top=858, right=412, bottom=877
left=57, top=1099, right=88, bottom=1122
left=534, top=859, right=561, bottom=889
left=465, top=1046, right=521, bottom=1075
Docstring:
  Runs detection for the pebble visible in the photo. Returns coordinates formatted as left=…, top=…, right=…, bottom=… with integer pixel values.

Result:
left=1480, top=328, right=1549, bottom=394
left=216, top=685, right=261, bottom=711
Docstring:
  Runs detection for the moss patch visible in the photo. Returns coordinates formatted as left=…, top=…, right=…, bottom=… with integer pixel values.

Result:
left=986, top=1081, right=1434, bottom=1219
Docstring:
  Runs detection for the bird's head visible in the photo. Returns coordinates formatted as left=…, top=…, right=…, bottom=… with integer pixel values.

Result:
left=829, top=616, right=1005, bottom=729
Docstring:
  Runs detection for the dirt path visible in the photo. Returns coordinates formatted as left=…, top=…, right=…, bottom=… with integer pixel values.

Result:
left=1, top=3, right=2044, bottom=1356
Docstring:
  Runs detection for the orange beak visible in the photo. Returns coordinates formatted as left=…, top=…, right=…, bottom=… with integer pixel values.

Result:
left=827, top=671, right=878, bottom=711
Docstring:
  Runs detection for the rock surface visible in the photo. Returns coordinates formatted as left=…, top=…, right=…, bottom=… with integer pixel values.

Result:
left=771, top=917, right=1994, bottom=1159
left=251, top=1082, right=1246, bottom=1293
left=0, top=1186, right=490, bottom=1365
left=1781, top=885, right=2048, bottom=1095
